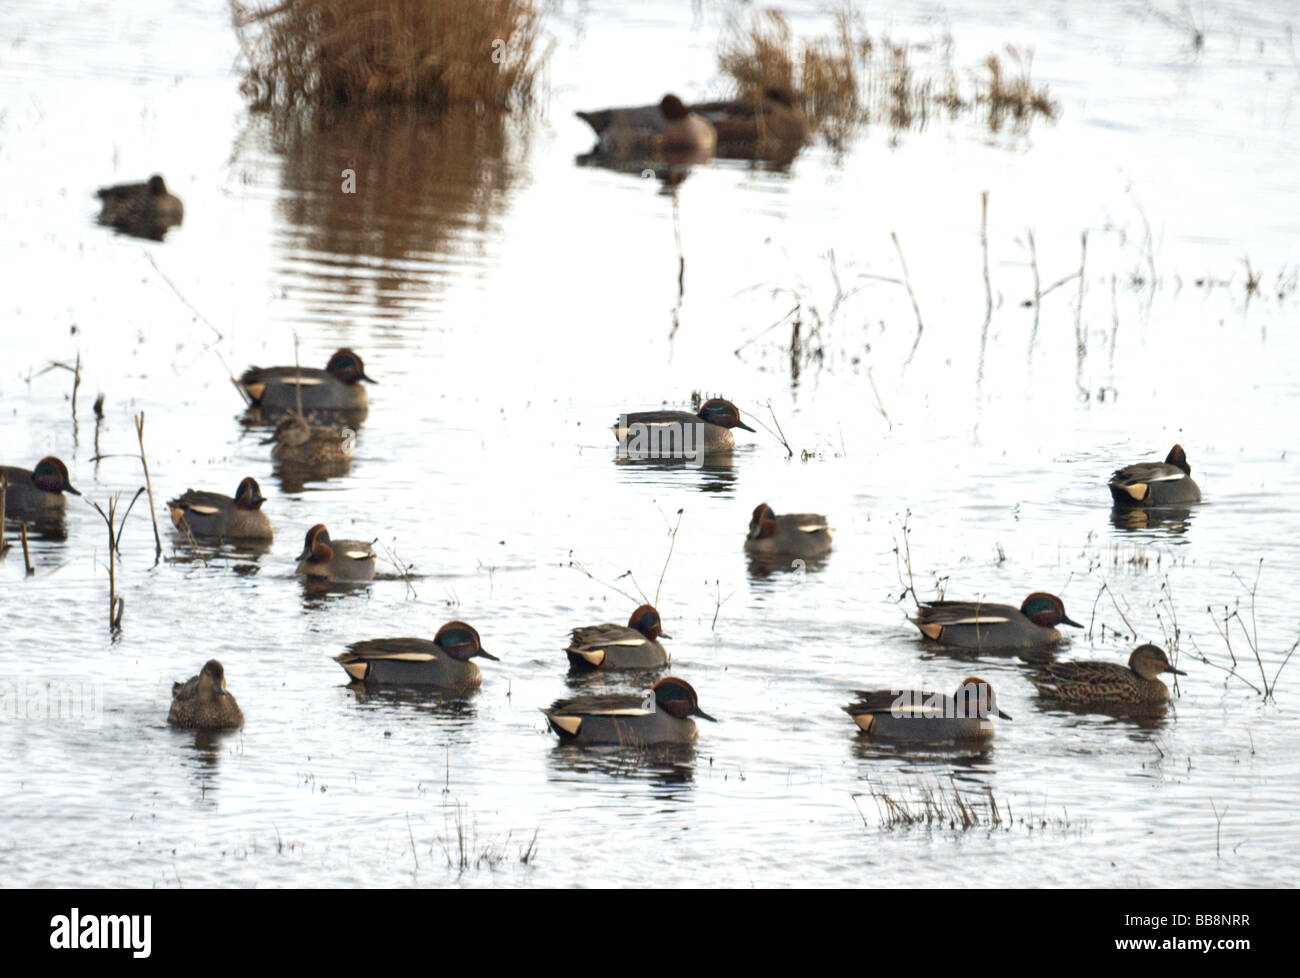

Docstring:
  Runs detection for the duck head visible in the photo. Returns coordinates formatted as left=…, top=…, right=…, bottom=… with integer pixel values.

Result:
left=147, top=175, right=168, bottom=196
left=233, top=477, right=266, bottom=511
left=1130, top=644, right=1185, bottom=680
left=1021, top=592, right=1082, bottom=629
left=697, top=398, right=755, bottom=431
left=628, top=604, right=670, bottom=641
left=324, top=348, right=376, bottom=386
left=747, top=502, right=778, bottom=540
left=434, top=621, right=498, bottom=662
left=1165, top=444, right=1191, bottom=475
left=31, top=457, right=79, bottom=496
left=298, top=523, right=333, bottom=563
left=653, top=676, right=715, bottom=721
left=954, top=676, right=1012, bottom=720
left=659, top=94, right=690, bottom=120
left=762, top=86, right=797, bottom=108
left=199, top=659, right=229, bottom=699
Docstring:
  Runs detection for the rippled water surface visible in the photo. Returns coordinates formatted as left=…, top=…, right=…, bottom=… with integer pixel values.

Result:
left=2, top=0, right=1299, bottom=887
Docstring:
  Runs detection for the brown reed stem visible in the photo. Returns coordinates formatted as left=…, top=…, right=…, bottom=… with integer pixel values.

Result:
left=893, top=231, right=924, bottom=366
left=0, top=472, right=7, bottom=554
left=655, top=508, right=684, bottom=607
left=980, top=191, right=992, bottom=332
left=20, top=522, right=32, bottom=575
left=1075, top=230, right=1088, bottom=358
left=1027, top=228, right=1041, bottom=352
left=135, top=412, right=162, bottom=563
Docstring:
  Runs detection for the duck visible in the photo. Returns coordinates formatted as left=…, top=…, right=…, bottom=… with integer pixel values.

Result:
left=843, top=676, right=1011, bottom=742
left=237, top=348, right=374, bottom=413
left=95, top=174, right=184, bottom=238
left=911, top=592, right=1081, bottom=650
left=691, top=87, right=811, bottom=161
left=614, top=397, right=755, bottom=455
left=745, top=503, right=832, bottom=557
left=295, top=523, right=376, bottom=581
left=576, top=94, right=717, bottom=156
left=263, top=410, right=353, bottom=465
left=1109, top=444, right=1202, bottom=507
left=336, top=621, right=497, bottom=692
left=0, top=457, right=80, bottom=519
left=167, top=477, right=272, bottom=540
left=566, top=604, right=670, bottom=671
left=1028, top=643, right=1186, bottom=707
left=541, top=676, right=715, bottom=746
left=168, top=660, right=243, bottom=729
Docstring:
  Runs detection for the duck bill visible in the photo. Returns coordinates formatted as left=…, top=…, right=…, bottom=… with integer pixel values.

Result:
left=360, top=372, right=378, bottom=384
left=475, top=649, right=500, bottom=662
left=658, top=631, right=673, bottom=640
left=1168, top=666, right=1187, bottom=676
left=65, top=483, right=82, bottom=496
left=1061, top=615, right=1083, bottom=628
left=735, top=420, right=756, bottom=432
left=297, top=544, right=312, bottom=561
left=997, top=709, right=1013, bottom=720
left=259, top=431, right=278, bottom=445
left=693, top=707, right=717, bottom=722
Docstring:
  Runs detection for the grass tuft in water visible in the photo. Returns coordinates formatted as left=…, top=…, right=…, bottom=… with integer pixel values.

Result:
left=717, top=7, right=1057, bottom=146
left=231, top=0, right=549, bottom=112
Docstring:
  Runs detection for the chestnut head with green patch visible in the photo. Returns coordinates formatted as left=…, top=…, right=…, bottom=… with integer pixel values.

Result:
left=1130, top=644, right=1185, bottom=680
left=747, top=502, right=778, bottom=540
left=325, top=348, right=376, bottom=386
left=653, top=676, right=715, bottom=721
left=628, top=604, right=670, bottom=641
left=1020, top=592, right=1081, bottom=629
left=298, top=523, right=332, bottom=563
left=31, top=457, right=79, bottom=496
left=434, top=621, right=498, bottom=662
left=698, top=398, right=754, bottom=432
left=954, top=676, right=1012, bottom=720
left=1165, top=444, right=1191, bottom=475
left=233, top=477, right=266, bottom=511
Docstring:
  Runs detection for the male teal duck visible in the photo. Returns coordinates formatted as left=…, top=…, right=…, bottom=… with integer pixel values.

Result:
left=1109, top=444, right=1202, bottom=507
left=577, top=94, right=717, bottom=156
left=541, top=676, right=715, bottom=746
left=0, top=457, right=80, bottom=518
left=911, top=592, right=1081, bottom=650
left=237, top=348, right=374, bottom=413
left=168, top=660, right=243, bottom=730
left=566, top=604, right=670, bottom=671
left=96, top=174, right=184, bottom=239
left=614, top=397, right=755, bottom=454
left=296, top=523, right=376, bottom=581
left=263, top=411, right=353, bottom=464
left=691, top=87, right=811, bottom=162
left=844, top=676, right=1011, bottom=742
left=745, top=502, right=833, bottom=557
left=1029, top=643, right=1185, bottom=707
left=336, top=621, right=497, bottom=692
left=168, top=477, right=272, bottom=540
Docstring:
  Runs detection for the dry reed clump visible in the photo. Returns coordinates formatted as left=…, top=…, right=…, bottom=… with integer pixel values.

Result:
left=717, top=7, right=1057, bottom=143
left=231, top=0, right=548, bottom=112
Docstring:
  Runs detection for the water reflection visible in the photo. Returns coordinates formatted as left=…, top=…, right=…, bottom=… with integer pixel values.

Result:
left=545, top=742, right=697, bottom=786
left=575, top=146, right=708, bottom=193
left=272, top=458, right=354, bottom=494
left=298, top=577, right=372, bottom=607
left=268, top=104, right=523, bottom=321
left=1109, top=505, right=1194, bottom=534
left=613, top=453, right=739, bottom=494
left=746, top=551, right=830, bottom=579
left=343, top=683, right=480, bottom=722
left=1031, top=700, right=1172, bottom=731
